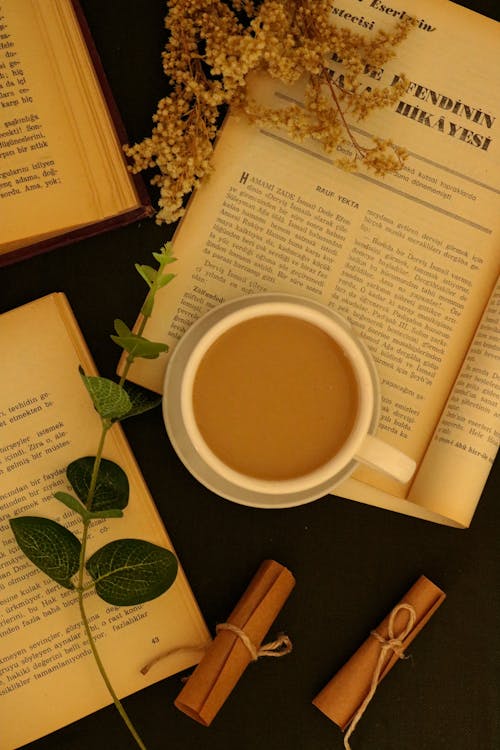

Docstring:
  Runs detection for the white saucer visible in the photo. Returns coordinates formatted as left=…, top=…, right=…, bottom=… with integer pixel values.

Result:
left=162, top=293, right=380, bottom=509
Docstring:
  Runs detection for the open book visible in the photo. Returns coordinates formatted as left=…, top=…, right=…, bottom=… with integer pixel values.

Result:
left=0, top=294, right=209, bottom=750
left=0, top=0, right=153, bottom=266
left=127, top=0, right=499, bottom=528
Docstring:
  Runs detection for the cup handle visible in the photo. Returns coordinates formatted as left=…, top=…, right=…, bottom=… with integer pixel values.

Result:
left=354, top=433, right=416, bottom=483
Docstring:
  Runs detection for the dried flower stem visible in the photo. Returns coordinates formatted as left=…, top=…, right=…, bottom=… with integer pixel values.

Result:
left=125, top=0, right=415, bottom=225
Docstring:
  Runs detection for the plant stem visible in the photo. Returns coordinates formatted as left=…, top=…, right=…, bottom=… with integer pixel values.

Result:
left=77, top=586, right=148, bottom=750
left=73, top=247, right=172, bottom=748
left=120, top=256, right=168, bottom=385
left=77, top=421, right=148, bottom=750
left=86, top=420, right=111, bottom=511
left=321, top=69, right=367, bottom=160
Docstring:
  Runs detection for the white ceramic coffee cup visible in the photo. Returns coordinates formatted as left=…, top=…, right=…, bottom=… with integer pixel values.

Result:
left=176, top=296, right=416, bottom=496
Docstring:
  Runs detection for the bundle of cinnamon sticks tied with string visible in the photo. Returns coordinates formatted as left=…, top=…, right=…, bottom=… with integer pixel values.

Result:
left=142, top=563, right=444, bottom=746
left=175, top=559, right=296, bottom=726
left=313, top=575, right=446, bottom=749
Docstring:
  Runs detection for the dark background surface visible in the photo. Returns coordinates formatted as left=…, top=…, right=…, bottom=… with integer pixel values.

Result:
left=1, top=2, right=499, bottom=749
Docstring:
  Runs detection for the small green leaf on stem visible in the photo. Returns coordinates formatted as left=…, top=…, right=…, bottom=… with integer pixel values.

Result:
left=79, top=368, right=131, bottom=420
left=152, top=243, right=176, bottom=265
left=87, top=509, right=124, bottom=519
left=118, top=382, right=162, bottom=420
left=156, top=272, right=175, bottom=290
left=140, top=243, right=176, bottom=318
left=54, top=491, right=88, bottom=518
left=111, top=320, right=168, bottom=360
left=10, top=516, right=81, bottom=589
left=67, top=457, right=129, bottom=511
left=86, top=539, right=178, bottom=605
left=53, top=493, right=124, bottom=521
left=135, top=263, right=158, bottom=288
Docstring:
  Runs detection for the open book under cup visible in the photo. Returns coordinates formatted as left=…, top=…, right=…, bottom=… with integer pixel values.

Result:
left=163, top=295, right=416, bottom=508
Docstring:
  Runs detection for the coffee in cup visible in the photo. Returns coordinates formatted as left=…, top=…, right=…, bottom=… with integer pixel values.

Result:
left=191, top=313, right=358, bottom=481
left=164, top=295, right=416, bottom=502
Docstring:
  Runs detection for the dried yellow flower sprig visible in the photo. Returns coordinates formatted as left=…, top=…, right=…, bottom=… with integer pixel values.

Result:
left=124, top=0, right=414, bottom=225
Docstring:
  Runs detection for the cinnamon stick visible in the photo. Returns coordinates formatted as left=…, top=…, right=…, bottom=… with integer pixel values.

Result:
left=175, top=559, right=295, bottom=726
left=313, top=575, right=446, bottom=730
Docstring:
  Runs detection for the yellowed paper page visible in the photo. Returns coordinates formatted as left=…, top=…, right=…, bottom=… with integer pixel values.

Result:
left=407, top=277, right=500, bottom=526
left=0, top=294, right=209, bottom=749
left=128, top=0, right=499, bottom=525
left=314, top=278, right=499, bottom=529
left=0, top=0, right=139, bottom=253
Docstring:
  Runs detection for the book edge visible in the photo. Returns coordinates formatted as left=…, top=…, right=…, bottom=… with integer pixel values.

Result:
left=0, top=0, right=155, bottom=268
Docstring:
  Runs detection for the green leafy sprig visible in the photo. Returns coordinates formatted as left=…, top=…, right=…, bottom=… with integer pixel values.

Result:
left=9, top=243, right=176, bottom=750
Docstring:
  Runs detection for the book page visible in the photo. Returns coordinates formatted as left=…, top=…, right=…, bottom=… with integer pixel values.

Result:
left=0, top=0, right=140, bottom=254
left=127, top=0, right=499, bottom=525
left=0, top=294, right=209, bottom=750
left=408, top=277, right=499, bottom=525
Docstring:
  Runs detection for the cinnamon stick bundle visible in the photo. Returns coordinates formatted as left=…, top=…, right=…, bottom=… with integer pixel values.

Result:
left=313, top=575, right=446, bottom=731
left=175, top=559, right=295, bottom=726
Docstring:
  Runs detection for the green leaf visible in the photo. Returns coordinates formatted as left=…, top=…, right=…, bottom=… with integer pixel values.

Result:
left=54, top=491, right=87, bottom=518
left=140, top=244, right=177, bottom=317
left=86, top=539, right=178, bottom=605
left=118, top=382, right=162, bottom=420
left=152, top=242, right=175, bottom=263
left=87, top=509, right=124, bottom=519
left=110, top=320, right=168, bottom=360
left=135, top=263, right=157, bottom=287
left=79, top=369, right=131, bottom=420
left=67, top=457, right=129, bottom=512
left=157, top=272, right=176, bottom=290
left=10, top=516, right=81, bottom=589
left=112, top=335, right=167, bottom=359
left=113, top=318, right=132, bottom=338
left=152, top=243, right=176, bottom=265
left=54, top=492, right=123, bottom=521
